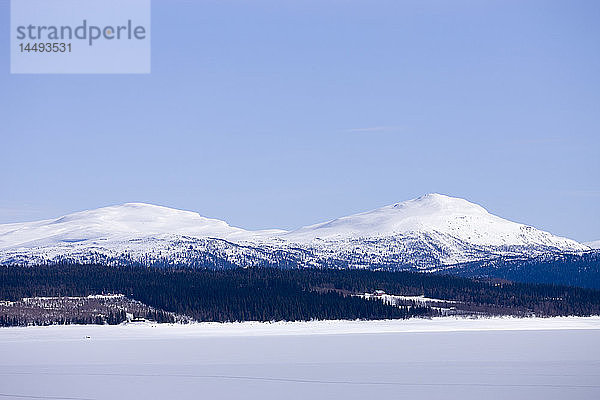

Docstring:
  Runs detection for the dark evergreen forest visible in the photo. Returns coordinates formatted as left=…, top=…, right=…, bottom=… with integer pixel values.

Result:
left=1, top=264, right=599, bottom=326
left=451, top=251, right=600, bottom=289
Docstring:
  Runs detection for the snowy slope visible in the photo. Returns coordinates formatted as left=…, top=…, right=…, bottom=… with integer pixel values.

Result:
left=284, top=194, right=584, bottom=249
left=0, top=195, right=590, bottom=268
left=0, top=203, right=253, bottom=250
left=585, top=240, right=600, bottom=249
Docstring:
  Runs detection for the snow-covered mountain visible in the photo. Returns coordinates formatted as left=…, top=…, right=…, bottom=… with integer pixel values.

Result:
left=283, top=194, right=579, bottom=247
left=0, top=194, right=590, bottom=269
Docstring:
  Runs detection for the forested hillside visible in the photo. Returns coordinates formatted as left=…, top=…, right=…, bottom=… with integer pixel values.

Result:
left=450, top=251, right=600, bottom=289
left=1, top=264, right=599, bottom=326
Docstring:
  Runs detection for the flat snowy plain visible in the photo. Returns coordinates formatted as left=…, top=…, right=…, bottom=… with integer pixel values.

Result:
left=1, top=317, right=599, bottom=400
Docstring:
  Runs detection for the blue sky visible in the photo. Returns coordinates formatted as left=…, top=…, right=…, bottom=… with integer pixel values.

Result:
left=1, top=0, right=599, bottom=241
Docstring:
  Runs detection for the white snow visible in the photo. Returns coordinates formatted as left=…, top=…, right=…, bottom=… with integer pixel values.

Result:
left=2, top=316, right=598, bottom=339
left=21, top=294, right=125, bottom=302
left=585, top=240, right=600, bottom=249
left=0, top=194, right=590, bottom=267
left=363, top=293, right=460, bottom=305
left=0, top=202, right=254, bottom=249
left=1, top=317, right=599, bottom=400
left=282, top=194, right=586, bottom=248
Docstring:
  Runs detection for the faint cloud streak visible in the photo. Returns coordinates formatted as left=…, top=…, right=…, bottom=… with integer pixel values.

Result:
left=344, top=126, right=403, bottom=133
left=560, top=190, right=600, bottom=198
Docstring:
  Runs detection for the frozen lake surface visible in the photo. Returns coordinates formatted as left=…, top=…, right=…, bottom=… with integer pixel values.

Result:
left=1, top=317, right=599, bottom=400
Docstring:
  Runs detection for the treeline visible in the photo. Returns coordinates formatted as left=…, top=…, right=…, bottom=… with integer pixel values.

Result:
left=0, top=310, right=127, bottom=327
left=0, top=306, right=180, bottom=327
left=263, top=267, right=600, bottom=316
left=0, top=265, right=434, bottom=323
left=2, top=265, right=600, bottom=322
left=0, top=293, right=184, bottom=327
left=451, top=251, right=600, bottom=290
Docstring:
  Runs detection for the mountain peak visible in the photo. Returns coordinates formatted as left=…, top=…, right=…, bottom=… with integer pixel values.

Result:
left=49, top=202, right=206, bottom=225
left=416, top=192, right=450, bottom=201
left=0, top=202, right=246, bottom=249
left=391, top=193, right=488, bottom=216
left=415, top=193, right=465, bottom=204
left=283, top=194, right=580, bottom=250
left=121, top=202, right=168, bottom=208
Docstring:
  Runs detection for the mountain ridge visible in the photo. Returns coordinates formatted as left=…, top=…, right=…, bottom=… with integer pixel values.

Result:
left=0, top=194, right=590, bottom=269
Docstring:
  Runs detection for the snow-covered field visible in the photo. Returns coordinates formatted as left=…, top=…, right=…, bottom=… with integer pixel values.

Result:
left=1, top=317, right=599, bottom=400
